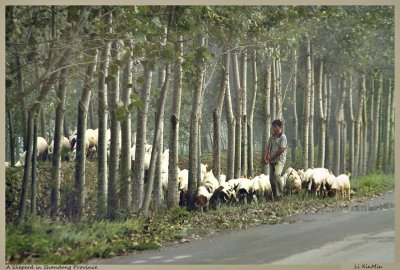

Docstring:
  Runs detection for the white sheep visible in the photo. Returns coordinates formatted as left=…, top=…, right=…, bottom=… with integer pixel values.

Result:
left=298, top=168, right=314, bottom=188
left=308, top=168, right=330, bottom=197
left=236, top=178, right=254, bottom=204
left=178, top=169, right=189, bottom=192
left=227, top=178, right=242, bottom=191
left=324, top=174, right=339, bottom=198
left=201, top=170, right=220, bottom=194
left=284, top=167, right=302, bottom=195
left=19, top=137, right=49, bottom=165
left=194, top=186, right=212, bottom=211
left=253, top=174, right=273, bottom=202
left=48, top=136, right=71, bottom=161
left=336, top=174, right=351, bottom=200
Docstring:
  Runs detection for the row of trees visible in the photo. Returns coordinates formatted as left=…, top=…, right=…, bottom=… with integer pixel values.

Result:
left=5, top=6, right=394, bottom=222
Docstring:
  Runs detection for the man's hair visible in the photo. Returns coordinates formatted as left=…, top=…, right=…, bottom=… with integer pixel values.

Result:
left=272, top=119, right=283, bottom=128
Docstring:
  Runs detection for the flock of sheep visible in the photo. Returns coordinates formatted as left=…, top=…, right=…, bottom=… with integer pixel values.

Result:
left=8, top=130, right=352, bottom=212
left=178, top=165, right=352, bottom=211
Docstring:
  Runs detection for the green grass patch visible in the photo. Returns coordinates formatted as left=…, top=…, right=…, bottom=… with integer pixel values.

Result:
left=351, top=172, right=394, bottom=197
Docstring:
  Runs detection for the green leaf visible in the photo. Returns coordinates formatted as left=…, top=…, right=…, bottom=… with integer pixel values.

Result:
left=151, top=17, right=162, bottom=28
left=135, top=32, right=146, bottom=43
left=116, top=106, right=128, bottom=122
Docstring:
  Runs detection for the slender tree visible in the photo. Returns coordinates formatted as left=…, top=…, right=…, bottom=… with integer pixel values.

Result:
left=167, top=35, right=183, bottom=208
left=247, top=49, right=257, bottom=177
left=303, top=35, right=312, bottom=169
left=72, top=35, right=98, bottom=221
left=97, top=7, right=112, bottom=219
left=119, top=40, right=133, bottom=211
left=50, top=51, right=69, bottom=219
left=261, top=51, right=272, bottom=174
left=225, top=51, right=236, bottom=181
left=213, top=50, right=229, bottom=182
left=107, top=39, right=121, bottom=220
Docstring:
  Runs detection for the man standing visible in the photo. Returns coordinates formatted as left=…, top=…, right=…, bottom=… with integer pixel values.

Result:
left=264, top=119, right=288, bottom=200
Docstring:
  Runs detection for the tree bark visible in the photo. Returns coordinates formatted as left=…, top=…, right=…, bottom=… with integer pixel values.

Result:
left=133, top=63, right=152, bottom=211
left=324, top=76, right=332, bottom=170
left=31, top=120, right=38, bottom=219
left=225, top=51, right=236, bottom=181
left=348, top=74, right=355, bottom=175
left=97, top=8, right=111, bottom=220
left=72, top=41, right=98, bottom=222
left=188, top=37, right=206, bottom=210
left=303, top=36, right=311, bottom=169
left=308, top=52, right=315, bottom=168
left=262, top=51, right=271, bottom=174
left=291, top=48, right=298, bottom=168
left=167, top=35, right=183, bottom=209
left=232, top=51, right=242, bottom=178
left=119, top=40, right=133, bottom=211
left=50, top=51, right=69, bottom=219
left=247, top=49, right=257, bottom=178
left=240, top=48, right=248, bottom=177
left=107, top=39, right=120, bottom=220
left=354, top=75, right=365, bottom=178
left=317, top=60, right=326, bottom=168
left=213, top=50, right=229, bottom=182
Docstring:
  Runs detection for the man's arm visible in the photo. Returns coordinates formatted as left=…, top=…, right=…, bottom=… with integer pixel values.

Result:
left=269, top=147, right=286, bottom=161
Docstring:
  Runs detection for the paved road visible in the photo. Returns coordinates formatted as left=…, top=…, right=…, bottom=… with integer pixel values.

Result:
left=90, top=192, right=395, bottom=265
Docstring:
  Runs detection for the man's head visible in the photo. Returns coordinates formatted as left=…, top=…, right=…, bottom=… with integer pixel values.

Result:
left=272, top=119, right=283, bottom=135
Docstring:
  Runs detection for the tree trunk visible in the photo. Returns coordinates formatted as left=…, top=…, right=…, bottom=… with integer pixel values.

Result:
left=18, top=66, right=60, bottom=223
left=240, top=48, right=248, bottom=177
left=275, top=54, right=283, bottom=120
left=50, top=52, right=69, bottom=219
left=308, top=52, right=315, bottom=168
left=13, top=46, right=29, bottom=150
left=133, top=63, right=152, bottom=211
left=303, top=36, right=312, bottom=169
left=167, top=35, right=183, bottom=209
left=334, top=77, right=346, bottom=175
left=97, top=8, right=111, bottom=219
left=225, top=51, right=236, bottom=181
left=387, top=78, right=394, bottom=173
left=232, top=51, right=242, bottom=178
left=247, top=49, right=257, bottom=178
left=19, top=113, right=34, bottom=223
left=188, top=37, right=206, bottom=210
left=291, top=48, right=298, bottom=168
left=72, top=43, right=98, bottom=222
left=213, top=50, right=229, bottom=182
left=317, top=60, right=326, bottom=168
left=383, top=78, right=392, bottom=173
left=354, top=75, right=366, bottom=179
left=348, top=74, right=355, bottom=175
left=262, top=51, right=271, bottom=174
left=324, top=76, right=332, bottom=171
left=361, top=81, right=369, bottom=176
left=373, top=73, right=382, bottom=170
left=271, top=54, right=276, bottom=122
left=7, top=106, right=16, bottom=166
left=63, top=114, right=69, bottom=139
left=119, top=40, right=133, bottom=211
left=40, top=108, right=47, bottom=140
left=107, top=39, right=120, bottom=220
left=31, top=121, right=38, bottom=219
left=367, top=75, right=375, bottom=172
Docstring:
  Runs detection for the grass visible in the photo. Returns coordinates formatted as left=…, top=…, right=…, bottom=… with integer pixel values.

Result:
left=5, top=158, right=395, bottom=264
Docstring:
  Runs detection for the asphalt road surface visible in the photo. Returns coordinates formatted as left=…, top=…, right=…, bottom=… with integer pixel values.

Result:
left=90, top=192, right=395, bottom=265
